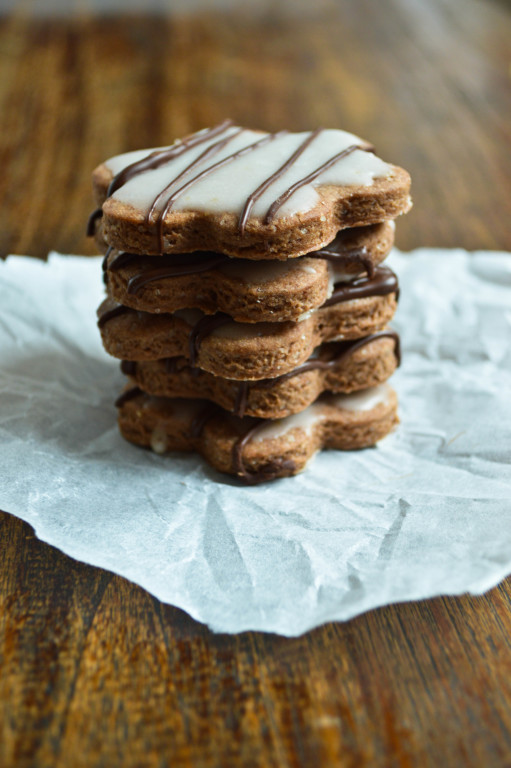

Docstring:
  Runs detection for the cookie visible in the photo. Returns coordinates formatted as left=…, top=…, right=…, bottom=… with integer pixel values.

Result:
left=103, top=221, right=394, bottom=322
left=116, top=383, right=398, bottom=483
left=98, top=266, right=398, bottom=379
left=121, top=330, right=400, bottom=419
left=89, top=121, right=411, bottom=259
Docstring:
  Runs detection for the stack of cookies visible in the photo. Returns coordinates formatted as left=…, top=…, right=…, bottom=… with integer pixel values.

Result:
left=89, top=121, right=411, bottom=483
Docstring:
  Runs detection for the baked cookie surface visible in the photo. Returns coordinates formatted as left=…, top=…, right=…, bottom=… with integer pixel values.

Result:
left=121, top=331, right=400, bottom=419
left=116, top=383, right=399, bottom=484
left=98, top=266, right=399, bottom=379
left=90, top=121, right=411, bottom=258
left=103, top=221, right=394, bottom=322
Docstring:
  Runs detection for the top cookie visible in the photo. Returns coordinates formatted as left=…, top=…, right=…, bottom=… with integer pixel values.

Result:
left=90, top=120, right=411, bottom=259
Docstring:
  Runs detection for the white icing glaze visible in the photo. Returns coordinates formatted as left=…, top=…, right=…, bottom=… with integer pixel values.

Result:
left=331, top=265, right=362, bottom=283
left=326, top=263, right=361, bottom=297
left=252, top=383, right=392, bottom=443
left=253, top=403, right=326, bottom=442
left=105, top=125, right=392, bottom=223
left=328, top=383, right=392, bottom=412
left=150, top=424, right=168, bottom=454
left=106, top=146, right=168, bottom=176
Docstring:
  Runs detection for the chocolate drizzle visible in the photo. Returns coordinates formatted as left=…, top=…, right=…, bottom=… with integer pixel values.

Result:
left=148, top=128, right=246, bottom=253
left=232, top=330, right=400, bottom=417
left=106, top=251, right=141, bottom=273
left=188, top=312, right=232, bottom=366
left=311, top=244, right=375, bottom=278
left=164, top=357, right=180, bottom=374
left=264, top=143, right=369, bottom=223
left=147, top=130, right=242, bottom=223
left=101, top=246, right=114, bottom=272
left=104, top=233, right=380, bottom=298
left=269, top=330, right=401, bottom=382
left=231, top=422, right=297, bottom=485
left=230, top=327, right=398, bottom=483
left=149, top=131, right=283, bottom=253
left=88, top=122, right=376, bottom=251
left=120, top=360, right=137, bottom=376
left=108, top=120, right=234, bottom=197
left=125, top=252, right=230, bottom=295
left=101, top=246, right=114, bottom=285
left=238, top=129, right=320, bottom=235
left=323, top=265, right=398, bottom=307
left=188, top=403, right=296, bottom=484
left=234, top=382, right=251, bottom=418
left=86, top=120, right=234, bottom=239
left=114, top=386, right=142, bottom=408
left=86, top=208, right=103, bottom=236
left=97, top=301, right=130, bottom=329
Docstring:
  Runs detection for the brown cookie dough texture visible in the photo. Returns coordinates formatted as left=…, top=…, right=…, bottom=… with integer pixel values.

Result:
left=121, top=332, right=400, bottom=419
left=91, top=122, right=411, bottom=259
left=98, top=290, right=398, bottom=380
left=92, top=122, right=410, bottom=481
left=99, top=177, right=409, bottom=260
left=116, top=384, right=399, bottom=482
left=104, top=221, right=395, bottom=322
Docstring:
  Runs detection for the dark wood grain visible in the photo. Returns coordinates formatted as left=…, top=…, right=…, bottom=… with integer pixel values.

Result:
left=2, top=512, right=511, bottom=768
left=1, top=0, right=511, bottom=766
left=1, top=0, right=511, bottom=257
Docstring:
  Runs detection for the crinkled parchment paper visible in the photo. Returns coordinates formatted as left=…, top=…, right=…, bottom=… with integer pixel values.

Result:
left=1, top=249, right=510, bottom=635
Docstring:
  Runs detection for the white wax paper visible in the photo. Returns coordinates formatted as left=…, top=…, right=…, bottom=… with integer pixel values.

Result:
left=1, top=249, right=510, bottom=635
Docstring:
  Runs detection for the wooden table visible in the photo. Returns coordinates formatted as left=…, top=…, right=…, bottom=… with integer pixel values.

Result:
left=1, top=1, right=510, bottom=765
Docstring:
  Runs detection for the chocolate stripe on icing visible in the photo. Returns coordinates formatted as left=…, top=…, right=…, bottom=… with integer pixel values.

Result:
left=264, top=143, right=370, bottom=223
left=107, top=120, right=234, bottom=197
left=90, top=123, right=378, bottom=249
left=237, top=129, right=320, bottom=236
left=148, top=128, right=245, bottom=253
left=323, top=265, right=398, bottom=307
left=86, top=120, right=234, bottom=238
left=150, top=132, right=284, bottom=254
left=147, top=130, right=242, bottom=222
